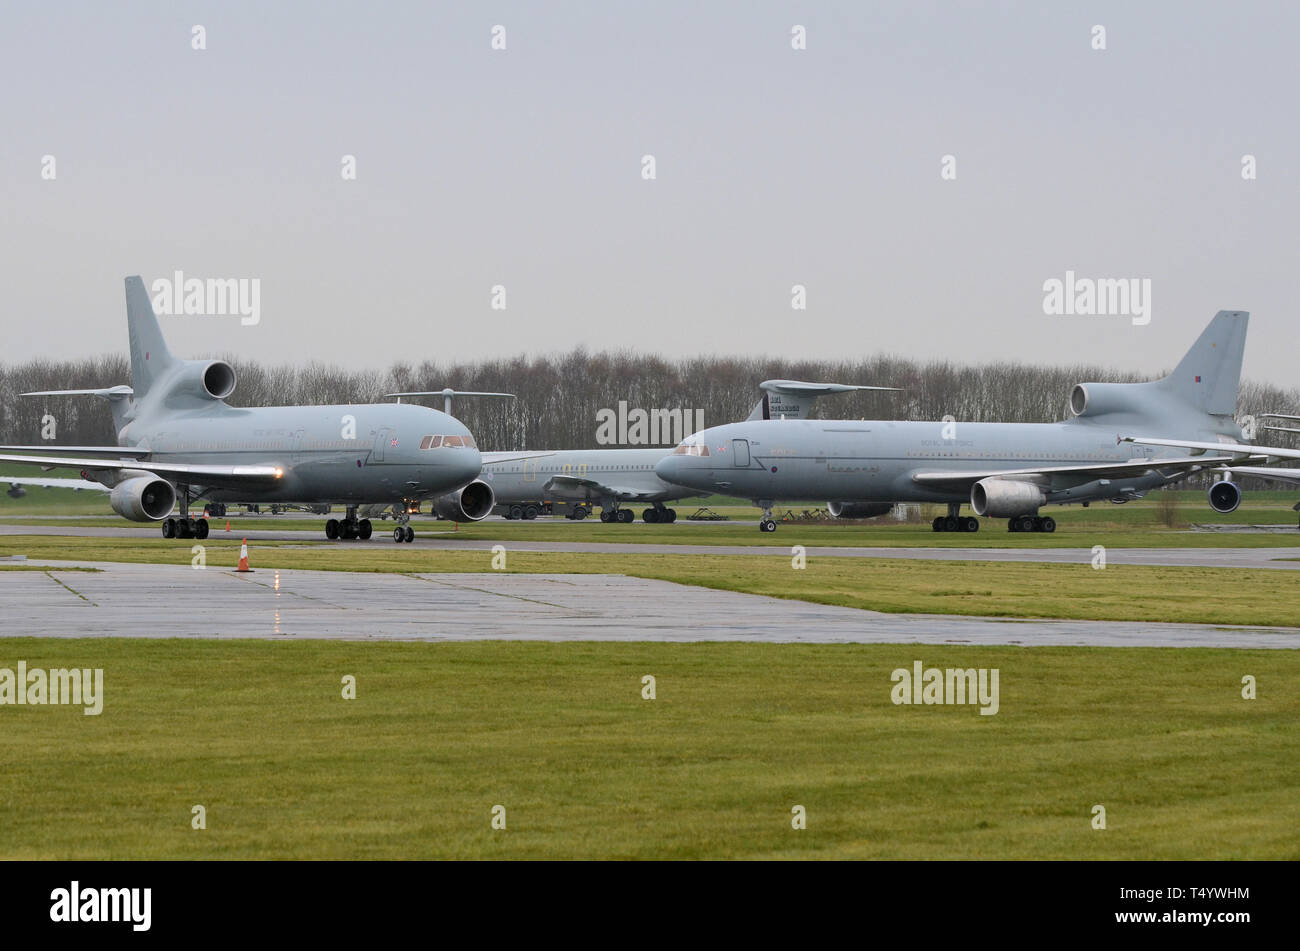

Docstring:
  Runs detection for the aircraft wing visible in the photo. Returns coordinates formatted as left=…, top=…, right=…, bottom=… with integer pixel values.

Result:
left=0, top=452, right=283, bottom=489
left=543, top=474, right=658, bottom=500
left=2, top=475, right=107, bottom=491
left=1124, top=435, right=1293, bottom=461
left=1223, top=466, right=1300, bottom=485
left=0, top=444, right=150, bottom=458
left=479, top=451, right=556, bottom=465
left=911, top=454, right=1242, bottom=489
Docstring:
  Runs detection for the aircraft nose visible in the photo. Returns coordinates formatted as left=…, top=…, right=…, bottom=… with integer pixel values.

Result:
left=456, top=448, right=483, bottom=485
left=655, top=454, right=688, bottom=484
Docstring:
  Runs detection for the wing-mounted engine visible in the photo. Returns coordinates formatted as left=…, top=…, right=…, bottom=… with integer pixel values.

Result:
left=1208, top=480, right=1242, bottom=514
left=109, top=476, right=176, bottom=521
left=430, top=479, right=495, bottom=522
left=827, top=501, right=895, bottom=519
left=970, top=478, right=1046, bottom=517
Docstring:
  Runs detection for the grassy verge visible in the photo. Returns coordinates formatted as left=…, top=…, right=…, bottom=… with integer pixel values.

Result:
left=0, top=639, right=1293, bottom=859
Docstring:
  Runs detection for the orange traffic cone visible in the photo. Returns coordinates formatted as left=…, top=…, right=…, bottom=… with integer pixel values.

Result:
left=225, top=520, right=231, bottom=532
left=236, top=538, right=253, bottom=572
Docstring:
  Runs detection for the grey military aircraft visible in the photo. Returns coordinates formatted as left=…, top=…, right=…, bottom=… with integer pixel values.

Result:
left=656, top=311, right=1251, bottom=532
left=474, top=380, right=897, bottom=523
left=0, top=276, right=485, bottom=543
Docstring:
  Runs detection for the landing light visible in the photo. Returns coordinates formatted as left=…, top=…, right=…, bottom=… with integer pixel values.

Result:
left=274, top=467, right=284, bottom=478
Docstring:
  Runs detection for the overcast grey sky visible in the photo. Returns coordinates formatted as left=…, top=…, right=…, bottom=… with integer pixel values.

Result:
left=2, top=1, right=1296, bottom=384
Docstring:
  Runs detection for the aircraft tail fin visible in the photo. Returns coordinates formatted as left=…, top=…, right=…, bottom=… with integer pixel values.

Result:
left=1156, top=310, right=1249, bottom=417
left=125, top=276, right=176, bottom=399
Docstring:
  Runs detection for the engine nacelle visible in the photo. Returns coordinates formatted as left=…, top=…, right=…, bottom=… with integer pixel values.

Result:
left=1208, top=480, right=1242, bottom=514
left=169, top=359, right=238, bottom=401
left=827, top=501, right=895, bottom=519
left=109, top=477, right=176, bottom=521
left=1068, top=382, right=1142, bottom=419
left=430, top=479, right=495, bottom=522
left=971, top=478, right=1047, bottom=518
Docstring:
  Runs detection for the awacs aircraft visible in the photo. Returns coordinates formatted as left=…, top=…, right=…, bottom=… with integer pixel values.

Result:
left=475, top=380, right=897, bottom=523
left=656, top=311, right=1250, bottom=532
left=0, top=276, right=485, bottom=542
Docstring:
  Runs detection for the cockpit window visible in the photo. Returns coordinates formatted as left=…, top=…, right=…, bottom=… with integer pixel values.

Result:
left=672, top=438, right=710, bottom=456
left=420, top=434, right=475, bottom=449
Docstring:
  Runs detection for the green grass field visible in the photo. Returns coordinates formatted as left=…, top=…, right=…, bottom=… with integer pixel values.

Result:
left=0, top=639, right=1294, bottom=859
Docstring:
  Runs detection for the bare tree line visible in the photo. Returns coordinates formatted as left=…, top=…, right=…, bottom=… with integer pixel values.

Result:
left=2, top=349, right=1298, bottom=458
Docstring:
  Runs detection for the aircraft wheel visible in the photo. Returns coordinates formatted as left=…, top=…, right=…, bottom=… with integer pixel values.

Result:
left=759, top=518, right=777, bottom=533
left=943, top=515, right=960, bottom=532
left=619, top=509, right=634, bottom=523
left=325, top=518, right=339, bottom=540
left=1007, top=518, right=1020, bottom=533
left=195, top=519, right=210, bottom=540
left=1040, top=516, right=1056, bottom=533
left=404, top=526, right=415, bottom=543
left=964, top=517, right=979, bottom=533
left=359, top=519, right=373, bottom=540
left=161, top=518, right=175, bottom=539
left=643, top=508, right=658, bottom=523
left=600, top=510, right=611, bottom=523
left=665, top=508, right=677, bottom=523
left=524, top=505, right=538, bottom=520
left=932, top=516, right=945, bottom=532
left=393, top=527, right=405, bottom=543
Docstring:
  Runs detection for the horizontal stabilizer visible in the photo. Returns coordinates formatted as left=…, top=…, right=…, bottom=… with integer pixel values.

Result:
left=21, top=386, right=133, bottom=399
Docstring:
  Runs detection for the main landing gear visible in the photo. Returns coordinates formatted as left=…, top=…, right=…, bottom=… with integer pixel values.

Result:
left=1008, top=514, right=1056, bottom=533
left=162, top=516, right=208, bottom=539
left=324, top=506, right=376, bottom=541
left=932, top=503, right=979, bottom=533
left=642, top=504, right=677, bottom=523
left=599, top=504, right=635, bottom=524
left=161, top=484, right=210, bottom=539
